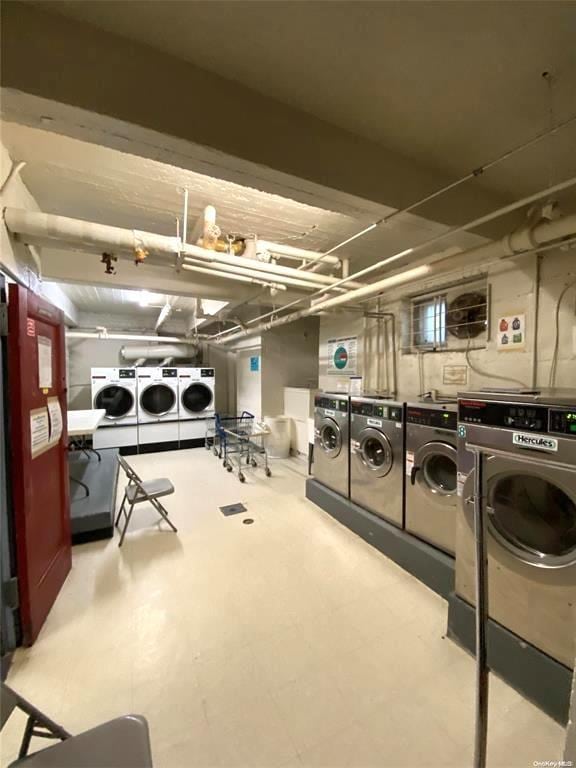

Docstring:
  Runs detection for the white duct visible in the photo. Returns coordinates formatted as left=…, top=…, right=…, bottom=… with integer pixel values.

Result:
left=121, top=344, right=198, bottom=361
left=3, top=209, right=361, bottom=291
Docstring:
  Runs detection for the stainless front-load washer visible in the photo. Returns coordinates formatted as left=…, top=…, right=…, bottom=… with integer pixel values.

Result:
left=313, top=393, right=349, bottom=497
left=350, top=396, right=404, bottom=526
left=456, top=389, right=576, bottom=668
left=405, top=402, right=458, bottom=554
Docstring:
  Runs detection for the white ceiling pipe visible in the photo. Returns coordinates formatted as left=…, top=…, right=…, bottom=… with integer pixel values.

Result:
left=182, top=256, right=344, bottom=292
left=66, top=331, right=190, bottom=342
left=4, top=209, right=362, bottom=290
left=181, top=262, right=287, bottom=291
left=212, top=176, right=576, bottom=343
left=122, top=344, right=198, bottom=361
left=217, top=265, right=430, bottom=345
left=257, top=240, right=341, bottom=266
left=216, top=208, right=576, bottom=345
left=189, top=205, right=217, bottom=246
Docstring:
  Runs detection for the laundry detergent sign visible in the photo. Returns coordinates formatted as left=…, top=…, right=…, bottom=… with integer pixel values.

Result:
left=327, top=336, right=358, bottom=375
left=512, top=432, right=558, bottom=452
left=333, top=346, right=348, bottom=369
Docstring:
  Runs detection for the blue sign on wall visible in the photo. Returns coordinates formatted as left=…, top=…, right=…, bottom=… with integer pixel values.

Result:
left=250, top=356, right=260, bottom=372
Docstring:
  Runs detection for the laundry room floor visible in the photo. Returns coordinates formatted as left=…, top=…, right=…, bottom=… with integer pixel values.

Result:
left=2, top=449, right=566, bottom=767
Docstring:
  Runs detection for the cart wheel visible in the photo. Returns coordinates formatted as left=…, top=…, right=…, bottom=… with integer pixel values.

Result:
left=246, top=457, right=251, bottom=465
left=218, top=450, right=223, bottom=459
left=239, top=473, right=245, bottom=483
left=251, top=459, right=257, bottom=468
left=227, top=465, right=233, bottom=473
left=213, top=447, right=218, bottom=456
left=265, top=468, right=272, bottom=477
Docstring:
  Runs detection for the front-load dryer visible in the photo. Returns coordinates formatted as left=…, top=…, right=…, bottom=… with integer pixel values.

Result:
left=313, top=393, right=349, bottom=497
left=91, top=367, right=138, bottom=449
left=178, top=368, right=215, bottom=447
left=456, top=389, right=576, bottom=668
left=405, top=402, right=458, bottom=554
left=350, top=396, right=404, bottom=526
left=136, top=367, right=179, bottom=451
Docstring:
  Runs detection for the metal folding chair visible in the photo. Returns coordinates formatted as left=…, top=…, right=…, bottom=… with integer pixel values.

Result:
left=115, top=455, right=177, bottom=547
left=1, top=682, right=153, bottom=767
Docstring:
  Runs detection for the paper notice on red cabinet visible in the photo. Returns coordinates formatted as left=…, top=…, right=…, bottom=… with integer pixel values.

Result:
left=30, top=407, right=50, bottom=458
left=47, top=397, right=63, bottom=445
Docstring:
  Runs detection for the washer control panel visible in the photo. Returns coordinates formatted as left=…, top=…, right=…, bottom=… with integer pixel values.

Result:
left=406, top=407, right=457, bottom=430
left=351, top=401, right=402, bottom=421
left=459, top=400, right=576, bottom=438
left=315, top=396, right=348, bottom=413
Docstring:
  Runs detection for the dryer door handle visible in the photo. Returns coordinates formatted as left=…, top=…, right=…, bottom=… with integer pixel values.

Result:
left=410, top=465, right=420, bottom=486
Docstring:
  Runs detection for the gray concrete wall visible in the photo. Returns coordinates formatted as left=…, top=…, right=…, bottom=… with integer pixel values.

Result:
left=319, top=248, right=576, bottom=396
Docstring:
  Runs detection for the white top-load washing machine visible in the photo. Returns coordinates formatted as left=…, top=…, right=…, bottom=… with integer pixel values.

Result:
left=177, top=367, right=216, bottom=447
left=456, top=388, right=576, bottom=668
left=136, top=367, right=179, bottom=451
left=91, top=367, right=138, bottom=449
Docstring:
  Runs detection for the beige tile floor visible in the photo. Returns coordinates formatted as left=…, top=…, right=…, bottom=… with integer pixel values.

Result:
left=1, top=449, right=566, bottom=767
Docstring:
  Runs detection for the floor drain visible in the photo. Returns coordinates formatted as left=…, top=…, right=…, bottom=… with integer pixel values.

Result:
left=220, top=503, right=247, bottom=517
left=243, top=518, right=254, bottom=525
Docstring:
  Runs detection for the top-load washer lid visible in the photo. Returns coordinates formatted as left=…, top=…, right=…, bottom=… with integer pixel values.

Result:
left=94, top=385, right=134, bottom=420
left=140, top=384, right=176, bottom=416
left=413, top=441, right=457, bottom=498
left=463, top=456, right=576, bottom=568
left=181, top=382, right=213, bottom=414
left=318, top=416, right=342, bottom=458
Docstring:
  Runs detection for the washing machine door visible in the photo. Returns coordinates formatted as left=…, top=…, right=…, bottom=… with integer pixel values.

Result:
left=412, top=441, right=457, bottom=503
left=94, top=385, right=134, bottom=420
left=140, top=384, right=176, bottom=417
left=181, top=383, right=213, bottom=414
left=318, top=417, right=343, bottom=459
left=356, top=427, right=393, bottom=477
left=463, top=456, right=576, bottom=569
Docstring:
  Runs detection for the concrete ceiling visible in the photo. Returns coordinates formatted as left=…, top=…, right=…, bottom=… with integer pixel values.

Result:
left=37, top=0, right=576, bottom=200
left=1, top=121, right=487, bottom=278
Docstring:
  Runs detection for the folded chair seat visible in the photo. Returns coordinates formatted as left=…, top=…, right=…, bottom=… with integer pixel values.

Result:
left=126, top=478, right=174, bottom=503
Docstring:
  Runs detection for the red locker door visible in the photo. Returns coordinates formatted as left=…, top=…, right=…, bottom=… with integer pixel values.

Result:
left=8, top=284, right=71, bottom=645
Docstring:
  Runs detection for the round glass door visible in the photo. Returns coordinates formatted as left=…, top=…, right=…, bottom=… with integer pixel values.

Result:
left=181, top=383, right=213, bottom=414
left=95, top=385, right=134, bottom=420
left=320, top=418, right=341, bottom=457
left=414, top=442, right=457, bottom=500
left=488, top=473, right=576, bottom=568
left=140, top=384, right=176, bottom=416
left=358, top=428, right=392, bottom=477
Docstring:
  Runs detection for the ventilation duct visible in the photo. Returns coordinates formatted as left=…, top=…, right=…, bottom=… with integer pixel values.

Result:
left=121, top=343, right=199, bottom=362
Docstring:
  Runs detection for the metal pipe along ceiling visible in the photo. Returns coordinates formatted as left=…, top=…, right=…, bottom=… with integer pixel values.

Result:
left=3, top=209, right=363, bottom=291
left=212, top=177, right=576, bottom=343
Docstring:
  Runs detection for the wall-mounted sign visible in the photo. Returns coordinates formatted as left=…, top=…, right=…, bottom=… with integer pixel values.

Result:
left=443, top=365, right=468, bottom=386
left=250, top=356, right=260, bottom=372
left=327, top=336, right=358, bottom=375
left=496, top=313, right=526, bottom=351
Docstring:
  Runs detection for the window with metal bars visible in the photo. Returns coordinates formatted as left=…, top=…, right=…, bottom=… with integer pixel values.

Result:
left=412, top=295, right=447, bottom=349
